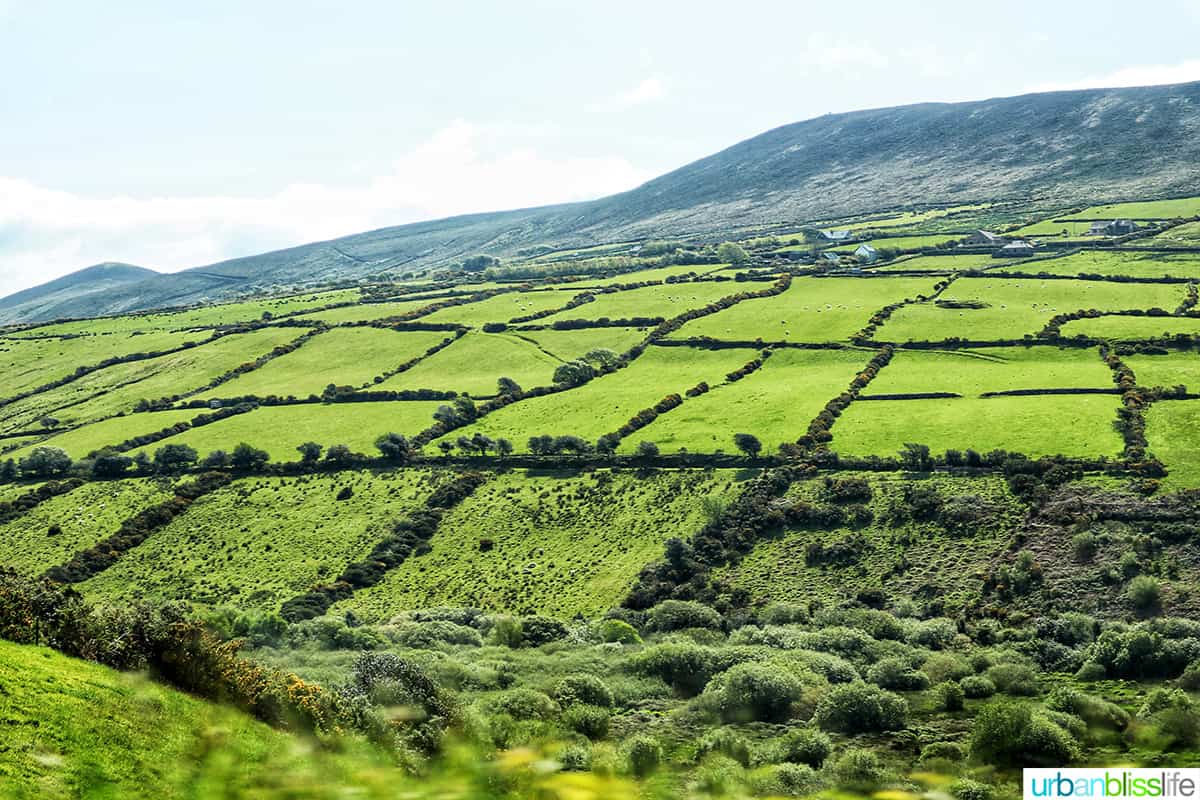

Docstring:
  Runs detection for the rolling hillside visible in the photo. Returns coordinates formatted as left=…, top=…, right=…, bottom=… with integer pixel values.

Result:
left=6, top=80, right=1200, bottom=323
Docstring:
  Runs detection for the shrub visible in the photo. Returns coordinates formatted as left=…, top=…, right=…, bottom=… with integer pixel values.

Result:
left=920, top=741, right=966, bottom=763
left=622, top=734, right=663, bottom=777
left=562, top=704, right=609, bottom=740
left=771, top=728, right=831, bottom=767
left=1075, top=661, right=1107, bottom=681
left=908, top=618, right=959, bottom=650
left=713, top=662, right=805, bottom=723
left=960, top=675, right=996, bottom=699
left=923, top=652, right=972, bottom=685
left=487, top=616, right=524, bottom=647
left=986, top=662, right=1040, bottom=696
left=1138, top=687, right=1193, bottom=718
left=867, top=657, right=930, bottom=690
left=760, top=602, right=809, bottom=626
left=952, top=778, right=995, bottom=800
left=814, top=683, right=907, bottom=733
left=646, top=599, right=723, bottom=632
left=594, top=618, right=641, bottom=644
left=696, top=728, right=752, bottom=767
left=626, top=641, right=737, bottom=696
left=970, top=700, right=1079, bottom=767
left=520, top=615, right=568, bottom=646
left=1128, top=575, right=1162, bottom=612
left=559, top=741, right=592, bottom=771
left=937, top=681, right=966, bottom=711
left=551, top=675, right=613, bottom=708
left=1046, top=687, right=1129, bottom=730
left=386, top=620, right=482, bottom=649
left=762, top=763, right=820, bottom=797
left=486, top=688, right=558, bottom=721
left=1071, top=531, right=1099, bottom=561
left=828, top=748, right=887, bottom=792
left=1179, top=662, right=1200, bottom=691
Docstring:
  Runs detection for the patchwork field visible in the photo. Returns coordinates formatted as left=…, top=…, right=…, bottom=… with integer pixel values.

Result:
left=876, top=277, right=1185, bottom=342
left=338, top=468, right=743, bottom=618
left=873, top=253, right=998, bottom=271
left=993, top=250, right=1200, bottom=278
left=377, top=332, right=561, bottom=397
left=617, top=347, right=872, bottom=453
left=288, top=296, right=447, bottom=324
left=669, top=276, right=940, bottom=343
left=207, top=327, right=453, bottom=398
left=417, top=290, right=578, bottom=325
left=830, top=234, right=960, bottom=252
left=540, top=281, right=739, bottom=323
left=1145, top=400, right=1200, bottom=489
left=512, top=327, right=647, bottom=360
left=831, top=394, right=1125, bottom=457
left=1133, top=220, right=1200, bottom=248
left=1123, top=351, right=1200, bottom=390
left=866, top=345, right=1112, bottom=396
left=81, top=471, right=443, bottom=610
left=4, top=408, right=199, bottom=460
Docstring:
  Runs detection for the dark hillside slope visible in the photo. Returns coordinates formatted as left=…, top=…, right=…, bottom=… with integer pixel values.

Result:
left=0, top=262, right=158, bottom=323
left=7, top=80, right=1200, bottom=323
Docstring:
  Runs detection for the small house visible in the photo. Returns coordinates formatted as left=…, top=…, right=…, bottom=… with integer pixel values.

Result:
left=854, top=243, right=879, bottom=263
left=819, top=229, right=854, bottom=242
left=819, top=251, right=842, bottom=263
left=962, top=230, right=1007, bottom=246
left=1089, top=219, right=1138, bottom=236
left=992, top=240, right=1036, bottom=258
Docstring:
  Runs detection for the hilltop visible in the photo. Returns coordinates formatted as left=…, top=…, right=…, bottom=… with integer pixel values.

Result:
left=6, top=80, right=1200, bottom=323
left=0, top=262, right=158, bottom=323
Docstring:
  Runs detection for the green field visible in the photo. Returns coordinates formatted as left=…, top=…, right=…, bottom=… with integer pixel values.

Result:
left=1060, top=314, right=1200, bottom=341
left=866, top=346, right=1111, bottom=396
left=338, top=468, right=742, bottom=618
left=442, top=346, right=756, bottom=450
left=1145, top=400, right=1200, bottom=489
left=512, top=327, right=648, bottom=359
left=722, top=473, right=1022, bottom=610
left=873, top=254, right=998, bottom=271
left=876, top=277, right=1185, bottom=342
left=378, top=332, right=561, bottom=397
left=831, top=394, right=1125, bottom=457
left=617, top=347, right=872, bottom=453
left=550, top=262, right=727, bottom=288
left=1133, top=220, right=1200, bottom=248
left=669, top=276, right=940, bottom=343
left=0, top=478, right=173, bottom=574
left=540, top=281, right=739, bottom=323
left=209, top=327, right=452, bottom=398
left=992, top=250, right=1200, bottom=278
left=417, top=290, right=578, bottom=325
left=1124, top=351, right=1200, bottom=390
left=81, top=471, right=443, bottom=610
left=288, top=296, right=447, bottom=324
left=0, top=326, right=307, bottom=434
left=4, top=408, right=199, bottom=461
left=128, top=402, right=446, bottom=461
left=831, top=234, right=960, bottom=252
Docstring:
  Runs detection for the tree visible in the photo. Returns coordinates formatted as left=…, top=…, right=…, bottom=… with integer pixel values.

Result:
left=437, top=440, right=455, bottom=457
left=496, top=438, right=513, bottom=457
left=553, top=360, right=596, bottom=387
left=230, top=443, right=269, bottom=471
left=325, top=444, right=355, bottom=464
left=470, top=433, right=494, bottom=456
left=296, top=442, right=323, bottom=464
left=528, top=435, right=554, bottom=455
left=583, top=348, right=620, bottom=369
left=375, top=432, right=413, bottom=462
left=19, top=446, right=73, bottom=478
left=635, top=440, right=660, bottom=458
left=497, top=377, right=522, bottom=396
left=716, top=241, right=749, bottom=264
left=91, top=450, right=133, bottom=478
left=38, top=416, right=60, bottom=430
left=201, top=450, right=231, bottom=469
left=132, top=452, right=152, bottom=475
left=900, top=442, right=933, bottom=471
left=0, top=459, right=16, bottom=482
left=459, top=254, right=499, bottom=272
left=152, top=444, right=198, bottom=473
left=733, top=433, right=762, bottom=457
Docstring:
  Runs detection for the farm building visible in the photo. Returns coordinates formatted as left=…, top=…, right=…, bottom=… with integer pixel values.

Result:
left=854, top=243, right=880, bottom=262
left=819, top=229, right=854, bottom=242
left=1088, top=219, right=1138, bottom=236
left=992, top=240, right=1037, bottom=258
left=962, top=230, right=1007, bottom=246
left=819, top=251, right=842, bottom=263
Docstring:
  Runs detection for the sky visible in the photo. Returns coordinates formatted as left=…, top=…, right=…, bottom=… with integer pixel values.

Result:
left=2, top=0, right=1200, bottom=296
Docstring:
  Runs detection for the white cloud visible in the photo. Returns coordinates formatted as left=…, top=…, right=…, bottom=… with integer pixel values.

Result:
left=587, top=76, right=668, bottom=112
left=1025, top=59, right=1200, bottom=93
left=796, top=34, right=888, bottom=71
left=0, top=121, right=653, bottom=296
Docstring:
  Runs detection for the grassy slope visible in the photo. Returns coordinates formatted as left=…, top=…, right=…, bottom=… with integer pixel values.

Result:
left=1135, top=220, right=1200, bottom=247
left=874, top=254, right=998, bottom=271
left=877, top=277, right=1185, bottom=342
left=418, top=290, right=577, bottom=325
left=127, top=402, right=445, bottom=461
left=442, top=346, right=756, bottom=450
left=209, top=328, right=452, bottom=398
left=81, top=470, right=443, bottom=611
left=379, top=332, right=561, bottom=397
left=1146, top=401, right=1200, bottom=489
left=4, top=409, right=199, bottom=461
left=1125, top=351, right=1200, bottom=390
left=339, top=468, right=742, bottom=619
left=867, top=346, right=1113, bottom=396
left=513, top=327, right=648, bottom=360
left=993, top=250, right=1200, bottom=278
left=831, top=394, right=1125, bottom=458
left=540, top=282, right=739, bottom=323
left=288, top=296, right=444, bottom=324
left=617, top=347, right=873, bottom=453
left=1060, top=315, right=1200, bottom=340
left=0, top=478, right=173, bottom=575
left=670, top=277, right=941, bottom=343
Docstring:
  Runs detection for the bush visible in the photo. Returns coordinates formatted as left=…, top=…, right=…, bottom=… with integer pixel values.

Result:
left=1074, top=661, right=1107, bottom=682
left=867, top=657, right=930, bottom=690
left=986, top=662, right=1040, bottom=696
left=622, top=734, right=663, bottom=777
left=696, top=728, right=752, bottom=767
left=485, top=688, right=558, bottom=721
left=920, top=741, right=965, bottom=763
left=1180, top=662, right=1200, bottom=691
left=970, top=700, right=1079, bottom=767
left=594, top=618, right=641, bottom=644
left=937, top=681, right=966, bottom=711
left=646, top=599, right=723, bottom=632
left=386, top=620, right=482, bottom=649
left=627, top=641, right=738, bottom=696
left=559, top=741, right=592, bottom=771
left=960, top=675, right=997, bottom=699
left=487, top=616, right=524, bottom=647
left=562, top=704, right=609, bottom=740
left=923, top=652, right=972, bottom=685
left=1128, top=575, right=1162, bottom=612
left=952, top=778, right=995, bottom=800
left=771, top=728, right=831, bottom=767
left=828, top=748, right=887, bottom=792
left=813, top=682, right=907, bottom=733
left=760, top=602, right=808, bottom=626
left=1046, top=687, right=1129, bottom=730
left=1071, top=531, right=1099, bottom=561
left=551, top=675, right=613, bottom=708
left=520, top=615, right=568, bottom=646
left=713, top=662, right=805, bottom=723
left=761, top=763, right=820, bottom=797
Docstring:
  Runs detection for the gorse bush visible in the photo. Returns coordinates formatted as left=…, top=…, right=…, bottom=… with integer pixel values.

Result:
left=551, top=675, right=614, bottom=708
left=769, top=728, right=831, bottom=767
left=646, top=599, right=723, bottom=632
left=709, top=661, right=807, bottom=723
left=970, top=699, right=1079, bottom=767
left=813, top=683, right=907, bottom=733
left=866, top=657, right=930, bottom=690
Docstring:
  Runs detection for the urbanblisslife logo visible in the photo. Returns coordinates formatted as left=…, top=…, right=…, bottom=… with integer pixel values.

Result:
left=1025, top=769, right=1200, bottom=799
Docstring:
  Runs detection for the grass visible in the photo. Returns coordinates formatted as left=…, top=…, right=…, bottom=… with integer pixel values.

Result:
left=873, top=254, right=998, bottom=272
left=209, top=328, right=453, bottom=398
left=441, top=346, right=757, bottom=451
left=1145, top=401, right=1200, bottom=490
left=1124, top=351, right=1200, bottom=391
left=80, top=471, right=443, bottom=610
left=337, top=468, right=744, bottom=619
left=287, top=296, right=448, bottom=324
left=616, top=347, right=874, bottom=454
left=829, top=234, right=961, bottom=252
left=378, top=332, right=562, bottom=397
left=831, top=394, right=1125, bottom=458
left=0, top=478, right=173, bottom=575
left=721, top=473, right=1022, bottom=611
left=991, top=250, right=1200, bottom=278
left=549, top=262, right=727, bottom=288
left=1060, top=315, right=1200, bottom=341
left=418, top=290, right=579, bottom=325
left=513, top=327, right=648, bottom=360
left=876, top=277, right=1185, bottom=342
left=540, top=282, right=740, bottom=323
left=4, top=409, right=200, bottom=461
left=0, top=326, right=307, bottom=434
left=866, top=346, right=1113, bottom=396
left=128, top=402, right=446, bottom=461
left=1133, top=220, right=1200, bottom=248
left=669, top=276, right=941, bottom=343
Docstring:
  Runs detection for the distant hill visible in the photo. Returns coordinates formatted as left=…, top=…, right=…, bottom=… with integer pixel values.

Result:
left=0, top=262, right=158, bottom=324
left=7, top=79, right=1200, bottom=323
